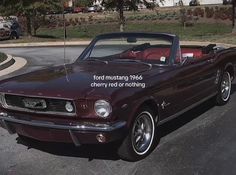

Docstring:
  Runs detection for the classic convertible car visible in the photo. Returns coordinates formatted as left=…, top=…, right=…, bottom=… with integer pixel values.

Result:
left=0, top=32, right=236, bottom=161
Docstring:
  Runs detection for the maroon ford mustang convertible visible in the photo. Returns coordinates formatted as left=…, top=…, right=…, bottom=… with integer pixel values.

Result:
left=0, top=33, right=236, bottom=161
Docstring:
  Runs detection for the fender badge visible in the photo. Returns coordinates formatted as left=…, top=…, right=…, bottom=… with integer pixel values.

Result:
left=161, top=101, right=170, bottom=109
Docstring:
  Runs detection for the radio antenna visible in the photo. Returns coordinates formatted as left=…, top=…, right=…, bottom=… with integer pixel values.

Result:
left=63, top=12, right=70, bottom=82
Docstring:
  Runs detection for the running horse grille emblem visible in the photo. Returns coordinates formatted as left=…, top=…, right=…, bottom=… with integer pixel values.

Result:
left=22, top=98, right=47, bottom=109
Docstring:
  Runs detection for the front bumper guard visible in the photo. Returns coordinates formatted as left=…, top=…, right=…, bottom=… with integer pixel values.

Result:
left=0, top=112, right=126, bottom=146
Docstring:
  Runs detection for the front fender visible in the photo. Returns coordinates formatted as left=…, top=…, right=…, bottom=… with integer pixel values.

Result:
left=126, top=96, right=160, bottom=127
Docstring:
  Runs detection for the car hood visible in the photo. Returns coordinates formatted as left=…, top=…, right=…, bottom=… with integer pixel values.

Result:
left=0, top=61, right=168, bottom=100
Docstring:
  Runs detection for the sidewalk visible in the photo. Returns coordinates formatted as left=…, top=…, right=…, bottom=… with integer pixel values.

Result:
left=0, top=41, right=91, bottom=48
left=0, top=55, right=27, bottom=77
left=0, top=55, right=15, bottom=71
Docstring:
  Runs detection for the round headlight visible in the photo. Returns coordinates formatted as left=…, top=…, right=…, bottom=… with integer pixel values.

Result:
left=65, top=101, right=74, bottom=112
left=94, top=100, right=112, bottom=118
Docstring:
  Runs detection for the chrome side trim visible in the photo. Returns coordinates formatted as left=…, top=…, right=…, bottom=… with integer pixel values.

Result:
left=158, top=93, right=217, bottom=126
left=0, top=113, right=126, bottom=132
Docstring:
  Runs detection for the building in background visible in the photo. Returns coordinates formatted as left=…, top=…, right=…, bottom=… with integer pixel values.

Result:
left=156, top=0, right=223, bottom=7
left=65, top=0, right=224, bottom=8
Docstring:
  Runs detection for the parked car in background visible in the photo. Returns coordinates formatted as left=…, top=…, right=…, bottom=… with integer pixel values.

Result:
left=73, top=7, right=83, bottom=13
left=64, top=7, right=74, bottom=14
left=9, top=21, right=21, bottom=39
left=47, top=10, right=63, bottom=15
left=0, top=21, right=21, bottom=40
left=0, top=27, right=10, bottom=40
left=189, top=0, right=200, bottom=6
left=87, top=5, right=103, bottom=12
left=8, top=16, right=18, bottom=22
left=0, top=20, right=21, bottom=39
left=87, top=6, right=96, bottom=12
left=137, top=4, right=146, bottom=10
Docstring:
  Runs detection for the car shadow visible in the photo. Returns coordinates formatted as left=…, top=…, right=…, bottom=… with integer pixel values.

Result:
left=157, top=98, right=215, bottom=138
left=16, top=84, right=236, bottom=161
left=231, top=83, right=236, bottom=94
left=16, top=137, right=121, bottom=161
left=158, top=83, right=236, bottom=137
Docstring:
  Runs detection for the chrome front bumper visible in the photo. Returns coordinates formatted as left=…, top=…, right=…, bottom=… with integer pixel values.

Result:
left=0, top=112, right=127, bottom=146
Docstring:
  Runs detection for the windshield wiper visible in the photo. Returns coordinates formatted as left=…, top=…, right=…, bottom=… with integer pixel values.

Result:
left=113, top=59, right=152, bottom=70
left=84, top=58, right=108, bottom=64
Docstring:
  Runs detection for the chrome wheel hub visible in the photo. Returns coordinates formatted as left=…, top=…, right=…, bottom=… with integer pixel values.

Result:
left=131, top=112, right=154, bottom=155
left=221, top=72, right=231, bottom=102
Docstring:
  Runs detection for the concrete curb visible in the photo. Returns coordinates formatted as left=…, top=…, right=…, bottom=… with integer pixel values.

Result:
left=0, top=41, right=91, bottom=48
left=0, top=56, right=27, bottom=77
left=0, top=41, right=235, bottom=48
left=0, top=55, right=15, bottom=71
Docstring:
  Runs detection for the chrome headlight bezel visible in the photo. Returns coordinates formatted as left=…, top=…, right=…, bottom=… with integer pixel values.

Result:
left=65, top=101, right=74, bottom=113
left=94, top=100, right=112, bottom=118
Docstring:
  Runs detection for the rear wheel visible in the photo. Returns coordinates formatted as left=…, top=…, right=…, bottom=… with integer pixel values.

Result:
left=216, top=71, right=232, bottom=105
left=117, top=107, right=156, bottom=161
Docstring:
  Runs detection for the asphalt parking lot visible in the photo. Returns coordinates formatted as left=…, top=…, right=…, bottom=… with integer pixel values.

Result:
left=1, top=47, right=236, bottom=175
left=0, top=47, right=85, bottom=80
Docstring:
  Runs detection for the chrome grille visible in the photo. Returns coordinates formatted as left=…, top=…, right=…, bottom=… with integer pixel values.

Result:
left=1, top=94, right=76, bottom=116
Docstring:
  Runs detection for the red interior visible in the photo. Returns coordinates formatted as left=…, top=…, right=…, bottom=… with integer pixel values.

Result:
left=120, top=47, right=204, bottom=61
left=142, top=48, right=171, bottom=60
left=181, top=48, right=203, bottom=59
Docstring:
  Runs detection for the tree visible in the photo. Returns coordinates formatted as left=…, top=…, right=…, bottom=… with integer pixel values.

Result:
left=102, top=0, right=142, bottom=32
left=102, top=0, right=164, bottom=32
left=0, top=0, right=64, bottom=36
left=101, top=0, right=122, bottom=31
left=73, top=0, right=94, bottom=7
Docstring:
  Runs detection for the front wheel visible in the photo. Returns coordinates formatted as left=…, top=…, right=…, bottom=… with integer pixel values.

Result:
left=216, top=71, right=232, bottom=105
left=117, top=107, right=156, bottom=161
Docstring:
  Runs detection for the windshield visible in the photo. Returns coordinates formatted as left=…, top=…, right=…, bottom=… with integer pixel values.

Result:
left=81, top=35, right=173, bottom=65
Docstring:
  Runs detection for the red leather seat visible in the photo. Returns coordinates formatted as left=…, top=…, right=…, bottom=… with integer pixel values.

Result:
left=119, top=48, right=203, bottom=61
left=143, top=48, right=171, bottom=61
left=181, top=48, right=203, bottom=59
left=120, top=48, right=171, bottom=61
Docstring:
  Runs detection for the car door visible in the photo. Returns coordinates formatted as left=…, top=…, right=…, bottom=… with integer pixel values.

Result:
left=175, top=55, right=217, bottom=108
left=158, top=55, right=217, bottom=120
